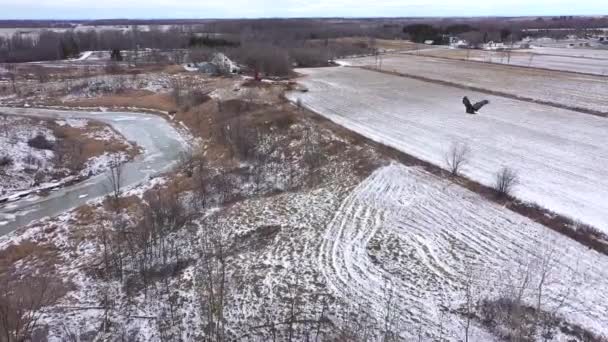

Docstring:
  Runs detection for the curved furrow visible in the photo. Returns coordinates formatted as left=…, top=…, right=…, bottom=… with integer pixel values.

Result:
left=318, top=164, right=608, bottom=340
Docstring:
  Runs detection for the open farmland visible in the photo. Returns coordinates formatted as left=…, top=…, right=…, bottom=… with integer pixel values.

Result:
left=319, top=163, right=608, bottom=340
left=404, top=47, right=608, bottom=76
left=342, top=53, right=608, bottom=114
left=521, top=46, right=608, bottom=60
left=290, top=67, right=608, bottom=231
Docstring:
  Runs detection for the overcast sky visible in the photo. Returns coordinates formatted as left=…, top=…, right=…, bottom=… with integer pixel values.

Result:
left=0, top=0, right=605, bottom=19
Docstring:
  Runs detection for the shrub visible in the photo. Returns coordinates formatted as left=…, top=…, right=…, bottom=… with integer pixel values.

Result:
left=22, top=154, right=42, bottom=168
left=494, top=166, right=519, bottom=198
left=0, top=155, right=13, bottom=168
left=27, top=133, right=54, bottom=150
left=444, top=142, right=470, bottom=177
left=182, top=90, right=211, bottom=111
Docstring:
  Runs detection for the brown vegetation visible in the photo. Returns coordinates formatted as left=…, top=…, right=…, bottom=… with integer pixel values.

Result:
left=0, top=240, right=59, bottom=278
left=61, top=91, right=177, bottom=113
left=0, top=275, right=69, bottom=342
left=49, top=120, right=137, bottom=174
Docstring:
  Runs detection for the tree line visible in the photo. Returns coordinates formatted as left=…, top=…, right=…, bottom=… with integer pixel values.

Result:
left=0, top=28, right=191, bottom=63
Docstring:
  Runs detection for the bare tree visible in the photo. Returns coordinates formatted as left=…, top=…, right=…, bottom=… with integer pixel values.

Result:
left=455, top=258, right=489, bottom=342
left=107, top=154, right=124, bottom=210
left=0, top=114, right=9, bottom=138
left=82, top=64, right=92, bottom=78
left=170, top=77, right=185, bottom=106
left=171, top=49, right=187, bottom=64
left=494, top=166, right=519, bottom=198
left=5, top=64, right=17, bottom=93
left=32, top=65, right=50, bottom=83
left=302, top=128, right=324, bottom=187
left=196, top=221, right=230, bottom=341
left=104, top=61, right=122, bottom=74
left=445, top=142, right=471, bottom=177
left=0, top=276, right=64, bottom=342
left=381, top=280, right=399, bottom=341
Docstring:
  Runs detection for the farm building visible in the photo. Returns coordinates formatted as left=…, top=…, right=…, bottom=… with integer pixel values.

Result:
left=185, top=52, right=240, bottom=75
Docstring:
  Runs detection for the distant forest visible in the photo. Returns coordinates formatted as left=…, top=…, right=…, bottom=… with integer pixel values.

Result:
left=1, top=16, right=607, bottom=69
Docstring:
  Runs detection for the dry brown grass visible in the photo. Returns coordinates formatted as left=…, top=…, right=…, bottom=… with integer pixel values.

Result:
left=0, top=240, right=60, bottom=278
left=62, top=92, right=178, bottom=113
left=101, top=194, right=144, bottom=215
left=50, top=119, right=137, bottom=173
left=162, top=64, right=187, bottom=74
left=71, top=204, right=100, bottom=226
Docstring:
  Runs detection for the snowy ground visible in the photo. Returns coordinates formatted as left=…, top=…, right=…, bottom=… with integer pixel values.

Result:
left=466, top=51, right=608, bottom=76
left=319, top=163, right=608, bottom=340
left=7, top=162, right=607, bottom=341
left=403, top=47, right=608, bottom=76
left=342, top=53, right=608, bottom=114
left=290, top=67, right=608, bottom=232
left=0, top=116, right=57, bottom=196
left=523, top=46, right=608, bottom=60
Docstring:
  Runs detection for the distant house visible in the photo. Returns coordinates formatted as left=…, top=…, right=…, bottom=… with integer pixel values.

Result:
left=451, top=39, right=469, bottom=48
left=211, top=53, right=240, bottom=74
left=483, top=41, right=506, bottom=50
left=186, top=53, right=240, bottom=75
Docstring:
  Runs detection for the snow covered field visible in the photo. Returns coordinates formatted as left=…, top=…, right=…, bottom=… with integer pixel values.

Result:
left=290, top=67, right=608, bottom=231
left=467, top=51, right=608, bottom=76
left=8, top=159, right=607, bottom=341
left=523, top=46, right=608, bottom=60
left=342, top=54, right=608, bottom=114
left=319, top=163, right=608, bottom=340
left=403, top=48, right=608, bottom=76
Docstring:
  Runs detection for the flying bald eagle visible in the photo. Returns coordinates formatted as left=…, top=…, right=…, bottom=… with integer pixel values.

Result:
left=462, top=96, right=489, bottom=114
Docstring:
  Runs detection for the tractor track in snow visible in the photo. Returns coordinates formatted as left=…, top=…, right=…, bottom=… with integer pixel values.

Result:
left=317, top=164, right=608, bottom=340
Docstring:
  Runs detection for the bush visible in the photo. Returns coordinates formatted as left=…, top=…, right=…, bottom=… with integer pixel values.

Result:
left=27, top=133, right=54, bottom=150
left=0, top=155, right=13, bottom=168
left=494, top=166, right=519, bottom=198
left=22, top=153, right=42, bottom=168
left=183, top=90, right=211, bottom=109
left=444, top=142, right=470, bottom=177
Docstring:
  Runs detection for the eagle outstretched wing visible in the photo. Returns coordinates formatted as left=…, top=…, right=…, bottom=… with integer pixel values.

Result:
left=462, top=96, right=489, bottom=114
left=462, top=96, right=475, bottom=114
left=473, top=99, right=489, bottom=111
